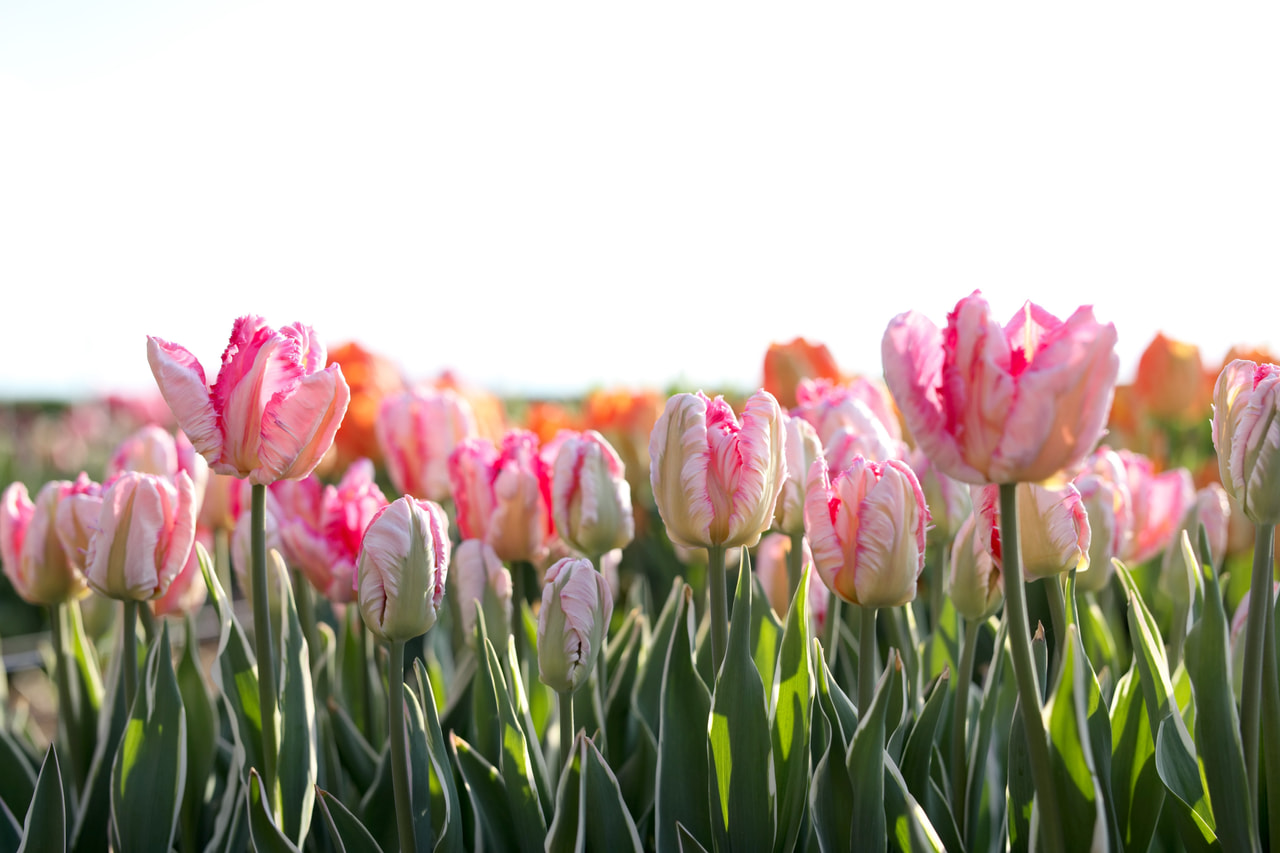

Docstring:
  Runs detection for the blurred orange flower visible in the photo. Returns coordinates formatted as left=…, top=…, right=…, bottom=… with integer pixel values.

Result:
left=325, top=342, right=405, bottom=471
left=762, top=337, right=840, bottom=410
left=1133, top=332, right=1207, bottom=423
left=523, top=400, right=581, bottom=446
left=582, top=387, right=665, bottom=497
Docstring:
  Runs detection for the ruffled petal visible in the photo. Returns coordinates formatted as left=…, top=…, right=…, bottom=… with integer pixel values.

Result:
left=256, top=364, right=351, bottom=484
left=649, top=393, right=714, bottom=549
left=147, top=336, right=222, bottom=464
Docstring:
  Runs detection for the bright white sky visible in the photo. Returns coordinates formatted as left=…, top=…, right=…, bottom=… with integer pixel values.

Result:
left=1, top=3, right=1277, bottom=400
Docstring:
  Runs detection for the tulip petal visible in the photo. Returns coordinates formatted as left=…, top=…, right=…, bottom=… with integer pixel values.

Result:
left=148, top=336, right=222, bottom=464
left=256, top=364, right=351, bottom=484
left=649, top=394, right=715, bottom=549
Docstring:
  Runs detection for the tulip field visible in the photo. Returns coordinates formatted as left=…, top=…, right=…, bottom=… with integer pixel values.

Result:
left=3, top=293, right=1280, bottom=852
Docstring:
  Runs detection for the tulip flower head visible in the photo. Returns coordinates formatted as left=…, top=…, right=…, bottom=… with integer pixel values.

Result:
left=552, top=430, right=635, bottom=559
left=762, top=337, right=842, bottom=410
left=1116, top=451, right=1195, bottom=565
left=1, top=477, right=96, bottom=605
left=147, top=315, right=351, bottom=485
left=449, top=430, right=555, bottom=564
left=377, top=387, right=478, bottom=503
left=85, top=471, right=198, bottom=601
left=649, top=390, right=787, bottom=550
left=1213, top=359, right=1280, bottom=525
left=973, top=480, right=1091, bottom=581
left=774, top=415, right=823, bottom=537
left=882, top=291, right=1119, bottom=485
left=949, top=513, right=1003, bottom=620
left=357, top=496, right=451, bottom=643
left=537, top=557, right=613, bottom=694
left=451, top=539, right=513, bottom=641
left=803, top=455, right=928, bottom=608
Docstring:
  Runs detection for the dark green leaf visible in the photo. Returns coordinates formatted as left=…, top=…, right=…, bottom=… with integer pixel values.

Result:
left=770, top=558, right=813, bottom=853
left=17, top=747, right=63, bottom=853
left=247, top=769, right=301, bottom=853
left=451, top=734, right=518, bottom=852
left=316, top=786, right=384, bottom=853
left=274, top=564, right=317, bottom=847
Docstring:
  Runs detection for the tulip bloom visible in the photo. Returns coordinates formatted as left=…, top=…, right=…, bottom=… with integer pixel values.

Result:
left=803, top=455, right=928, bottom=608
left=774, top=415, right=823, bottom=537
left=793, top=377, right=902, bottom=446
left=153, top=529, right=212, bottom=617
left=449, top=430, right=555, bottom=564
left=907, top=448, right=972, bottom=547
left=551, top=430, right=635, bottom=559
left=537, top=557, right=613, bottom=694
left=1, top=477, right=96, bottom=605
left=1115, top=451, right=1195, bottom=565
left=949, top=513, right=1003, bottom=620
left=762, top=337, right=842, bottom=410
left=147, top=315, right=351, bottom=485
left=357, top=496, right=451, bottom=643
left=972, top=481, right=1091, bottom=580
left=1213, top=359, right=1280, bottom=524
left=649, top=390, right=787, bottom=550
left=377, top=387, right=478, bottom=503
left=1134, top=332, right=1208, bottom=423
left=451, top=539, right=513, bottom=640
left=107, top=425, right=210, bottom=498
left=85, top=471, right=198, bottom=601
left=882, top=291, right=1119, bottom=485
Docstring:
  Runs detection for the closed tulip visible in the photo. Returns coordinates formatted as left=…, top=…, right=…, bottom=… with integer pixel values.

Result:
left=1116, top=451, right=1195, bottom=565
left=147, top=315, right=351, bottom=485
left=882, top=291, right=1118, bottom=485
left=551, top=430, right=634, bottom=559
left=449, top=430, right=555, bottom=564
left=357, top=496, right=451, bottom=643
left=377, top=387, right=478, bottom=503
left=774, top=415, right=823, bottom=536
left=949, top=513, right=1003, bottom=620
left=649, top=390, right=786, bottom=550
left=537, top=557, right=613, bottom=694
left=973, top=481, right=1091, bottom=580
left=451, top=539, right=513, bottom=641
left=803, top=455, right=928, bottom=608
left=1, top=477, right=96, bottom=605
left=107, top=425, right=210, bottom=500
left=1213, top=359, right=1280, bottom=524
left=85, top=471, right=197, bottom=601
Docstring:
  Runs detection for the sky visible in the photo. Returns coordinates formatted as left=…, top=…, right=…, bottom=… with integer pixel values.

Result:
left=2, top=3, right=1278, bottom=401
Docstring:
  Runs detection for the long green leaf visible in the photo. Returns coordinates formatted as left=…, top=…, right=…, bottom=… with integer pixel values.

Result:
left=412, top=659, right=464, bottom=853
left=546, top=732, right=644, bottom=853
left=178, top=614, right=217, bottom=849
left=0, top=796, right=20, bottom=853
left=0, top=729, right=36, bottom=829
left=17, top=747, right=63, bottom=853
left=632, top=579, right=684, bottom=741
left=1109, top=664, right=1163, bottom=852
left=451, top=734, right=518, bottom=852
left=61, top=600, right=104, bottom=792
left=1045, top=624, right=1105, bottom=851
left=247, top=769, right=301, bottom=853
left=810, top=640, right=857, bottom=853
left=847, top=648, right=906, bottom=851
left=274, top=563, right=317, bottom=847
left=316, top=786, right=384, bottom=853
left=769, top=558, right=813, bottom=853
left=883, top=754, right=945, bottom=853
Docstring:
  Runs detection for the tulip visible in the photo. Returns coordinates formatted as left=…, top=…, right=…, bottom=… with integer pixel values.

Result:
left=582, top=387, right=665, bottom=497
left=551, top=430, right=635, bottom=559
left=153, top=528, right=212, bottom=617
left=1134, top=332, right=1208, bottom=423
left=1213, top=359, right=1280, bottom=525
left=449, top=430, right=555, bottom=564
left=1, top=477, right=94, bottom=605
left=147, top=315, right=351, bottom=485
left=325, top=340, right=405, bottom=472
left=357, top=496, right=451, bottom=643
left=1073, top=469, right=1126, bottom=594
left=793, top=376, right=902, bottom=446
left=377, top=387, right=478, bottom=503
left=972, top=481, right=1090, bottom=581
left=53, top=474, right=106, bottom=578
left=1116, top=451, right=1195, bottom=565
left=754, top=532, right=827, bottom=632
left=451, top=539, right=512, bottom=642
left=762, top=337, right=842, bottom=410
left=107, top=424, right=210, bottom=504
left=948, top=513, right=1002, bottom=621
left=774, top=415, right=823, bottom=537
left=85, top=471, right=197, bottom=602
left=537, top=556, right=613, bottom=694
left=882, top=291, right=1119, bottom=485
left=907, top=447, right=972, bottom=547
left=1160, top=483, right=1232, bottom=613
left=199, top=473, right=249, bottom=534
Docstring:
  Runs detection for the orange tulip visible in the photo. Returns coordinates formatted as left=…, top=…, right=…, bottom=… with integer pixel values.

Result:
left=1133, top=332, right=1207, bottom=423
left=326, top=341, right=405, bottom=470
left=762, top=337, right=841, bottom=410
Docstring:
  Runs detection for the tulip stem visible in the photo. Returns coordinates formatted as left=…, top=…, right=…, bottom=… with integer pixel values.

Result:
left=825, top=592, right=842, bottom=667
left=559, top=690, right=576, bottom=773
left=1243, top=523, right=1275, bottom=805
left=1262, top=555, right=1280, bottom=853
left=122, top=600, right=138, bottom=712
left=859, top=606, right=878, bottom=713
left=706, top=544, right=728, bottom=674
left=1043, top=576, right=1068, bottom=684
left=388, top=640, right=417, bottom=853
left=951, top=617, right=980, bottom=837
left=786, top=531, right=805, bottom=604
left=357, top=609, right=375, bottom=738
left=250, top=483, right=279, bottom=815
left=999, top=483, right=1064, bottom=853
left=49, top=605, right=76, bottom=784
left=138, top=601, right=157, bottom=645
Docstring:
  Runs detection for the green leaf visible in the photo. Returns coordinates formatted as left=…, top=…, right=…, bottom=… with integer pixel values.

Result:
left=883, top=754, right=945, bottom=853
left=769, top=557, right=813, bottom=853
left=0, top=729, right=36, bottom=828
left=110, top=622, right=187, bottom=853
left=632, top=579, right=684, bottom=741
left=329, top=698, right=378, bottom=793
left=247, top=769, right=301, bottom=853
left=654, top=584, right=713, bottom=853
left=0, top=796, right=21, bottom=853
left=274, top=565, right=317, bottom=847
left=1045, top=624, right=1105, bottom=851
left=503, top=637, right=554, bottom=820
left=847, top=648, right=907, bottom=853
left=900, top=670, right=962, bottom=851
left=749, top=566, right=782, bottom=693
left=676, top=822, right=711, bottom=853
left=451, top=734, right=518, bottom=852
left=810, top=641, right=856, bottom=853
left=316, top=786, right=385, bottom=853
left=17, top=747, right=63, bottom=853
left=412, top=659, right=464, bottom=853
left=603, top=609, right=646, bottom=764
left=178, top=614, right=217, bottom=847
left=966, top=618, right=1015, bottom=853
left=1109, top=664, right=1163, bottom=852
left=478, top=637, right=546, bottom=852
left=402, top=685, right=439, bottom=851
left=60, top=600, right=104, bottom=792
left=922, top=597, right=960, bottom=685
left=546, top=732, right=644, bottom=853
left=1154, top=717, right=1219, bottom=852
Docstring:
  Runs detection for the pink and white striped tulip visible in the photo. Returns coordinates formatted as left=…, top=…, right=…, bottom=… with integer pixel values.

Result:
left=1213, top=359, right=1280, bottom=524
left=451, top=539, right=513, bottom=640
left=53, top=474, right=105, bottom=577
left=793, top=377, right=902, bottom=443
left=357, top=496, right=451, bottom=643
left=449, top=430, right=555, bottom=563
left=949, top=513, right=1003, bottom=620
left=85, top=471, right=197, bottom=601
left=1, top=477, right=95, bottom=605
left=377, top=387, right=478, bottom=503
left=537, top=557, right=613, bottom=693
left=973, top=480, right=1091, bottom=580
left=1116, top=451, right=1195, bottom=565
left=107, top=425, right=210, bottom=503
left=148, top=315, right=351, bottom=485
left=882, top=291, right=1119, bottom=485
left=649, top=390, right=787, bottom=550
left=153, top=530, right=212, bottom=617
left=552, top=430, right=634, bottom=559
left=774, top=415, right=823, bottom=536
left=803, top=455, right=928, bottom=608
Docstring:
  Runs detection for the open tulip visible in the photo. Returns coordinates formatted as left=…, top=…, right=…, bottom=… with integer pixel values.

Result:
left=85, top=471, right=197, bottom=601
left=357, top=496, right=450, bottom=643
left=449, top=430, right=555, bottom=564
left=762, top=337, right=842, bottom=410
left=551, top=430, right=634, bottom=559
left=1, top=477, right=96, bottom=605
left=1213, top=359, right=1280, bottom=525
left=972, top=481, right=1091, bottom=580
left=1116, top=451, right=1195, bottom=565
left=147, top=315, right=351, bottom=485
left=882, top=291, right=1119, bottom=485
left=537, top=556, right=613, bottom=694
left=377, top=387, right=478, bottom=503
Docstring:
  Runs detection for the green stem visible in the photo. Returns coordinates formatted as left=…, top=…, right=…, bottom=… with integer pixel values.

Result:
left=250, top=483, right=279, bottom=814
left=122, top=600, right=138, bottom=712
left=589, top=554, right=609, bottom=758
left=291, top=569, right=319, bottom=669
left=388, top=640, right=417, bottom=853
left=786, top=531, right=805, bottom=604
left=928, top=541, right=946, bottom=633
left=999, top=482, right=1064, bottom=853
left=1044, top=576, right=1068, bottom=685
left=706, top=544, right=728, bottom=674
left=825, top=592, right=842, bottom=667
left=512, top=561, right=531, bottom=668
left=560, top=690, right=576, bottom=773
left=1168, top=599, right=1188, bottom=670
left=952, top=617, right=980, bottom=836
left=1243, top=524, right=1275, bottom=805
left=358, top=610, right=375, bottom=738
left=859, top=606, right=878, bottom=713
left=49, top=604, right=79, bottom=794
left=1262, top=559, right=1280, bottom=853
left=138, top=601, right=157, bottom=644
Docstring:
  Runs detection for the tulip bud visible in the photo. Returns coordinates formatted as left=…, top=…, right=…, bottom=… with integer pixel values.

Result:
left=449, top=431, right=554, bottom=564
left=1073, top=472, right=1122, bottom=593
left=107, top=425, right=210, bottom=506
left=85, top=471, right=197, bottom=601
left=1117, top=451, right=1195, bottom=565
left=973, top=481, right=1091, bottom=580
left=537, top=557, right=613, bottom=693
left=357, top=497, right=451, bottom=643
left=1213, top=359, right=1280, bottom=524
left=803, top=455, right=928, bottom=608
left=1, top=477, right=95, bottom=605
left=377, top=387, right=478, bottom=503
left=774, top=416, right=823, bottom=536
left=552, top=430, right=635, bottom=559
left=949, top=513, right=1003, bottom=620
left=451, top=539, right=513, bottom=641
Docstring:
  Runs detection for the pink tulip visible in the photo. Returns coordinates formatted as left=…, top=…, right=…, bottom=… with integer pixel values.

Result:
left=357, top=496, right=451, bottom=643
left=551, top=430, right=635, bottom=559
left=279, top=459, right=388, bottom=602
left=949, top=513, right=1003, bottom=620
left=803, top=455, right=928, bottom=608
left=754, top=532, right=828, bottom=631
left=1116, top=451, right=1195, bottom=565
left=1072, top=448, right=1132, bottom=592
left=451, top=539, right=513, bottom=640
left=972, top=481, right=1091, bottom=580
left=1, top=477, right=95, bottom=605
left=147, top=315, right=351, bottom=485
left=199, top=473, right=250, bottom=533
left=793, top=378, right=903, bottom=468
left=907, top=447, right=972, bottom=547
left=537, top=556, right=613, bottom=693
left=376, top=387, right=478, bottom=503
left=85, top=471, right=197, bottom=601
left=1212, top=359, right=1280, bottom=524
left=649, top=390, right=787, bottom=550
left=153, top=529, right=212, bottom=616
left=774, top=415, right=823, bottom=537
left=448, top=430, right=555, bottom=563
left=882, top=291, right=1119, bottom=485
